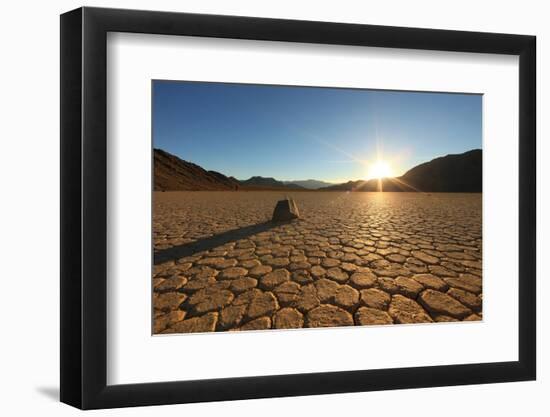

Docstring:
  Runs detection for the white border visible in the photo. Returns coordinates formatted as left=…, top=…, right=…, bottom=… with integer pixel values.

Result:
left=107, top=33, right=519, bottom=385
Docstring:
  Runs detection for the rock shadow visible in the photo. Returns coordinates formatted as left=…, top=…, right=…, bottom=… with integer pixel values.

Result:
left=154, top=220, right=288, bottom=265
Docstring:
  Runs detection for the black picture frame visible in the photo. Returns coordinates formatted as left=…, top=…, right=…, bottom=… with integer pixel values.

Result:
left=60, top=6, right=536, bottom=410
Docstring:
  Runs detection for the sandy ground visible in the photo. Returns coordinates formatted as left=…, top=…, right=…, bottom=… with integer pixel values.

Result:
left=153, top=191, right=482, bottom=333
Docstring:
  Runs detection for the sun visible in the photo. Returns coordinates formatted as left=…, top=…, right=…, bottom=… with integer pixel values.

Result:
left=368, top=160, right=393, bottom=180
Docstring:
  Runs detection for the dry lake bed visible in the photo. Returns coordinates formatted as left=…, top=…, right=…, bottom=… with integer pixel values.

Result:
left=153, top=191, right=482, bottom=334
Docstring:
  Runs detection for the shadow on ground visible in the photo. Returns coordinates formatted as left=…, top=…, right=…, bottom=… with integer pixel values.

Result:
left=36, top=386, right=59, bottom=401
left=154, top=220, right=287, bottom=265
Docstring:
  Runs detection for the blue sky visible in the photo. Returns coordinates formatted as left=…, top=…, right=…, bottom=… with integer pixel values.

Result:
left=153, top=80, right=482, bottom=183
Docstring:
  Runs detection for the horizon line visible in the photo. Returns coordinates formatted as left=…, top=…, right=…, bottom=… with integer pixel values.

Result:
left=154, top=147, right=482, bottom=184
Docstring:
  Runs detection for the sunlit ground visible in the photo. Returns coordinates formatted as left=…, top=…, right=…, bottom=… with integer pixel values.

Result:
left=152, top=191, right=482, bottom=334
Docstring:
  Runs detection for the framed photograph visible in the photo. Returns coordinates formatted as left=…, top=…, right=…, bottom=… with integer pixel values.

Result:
left=60, top=7, right=536, bottom=409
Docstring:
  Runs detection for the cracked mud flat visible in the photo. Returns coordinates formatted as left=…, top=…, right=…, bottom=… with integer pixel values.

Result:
left=153, top=191, right=482, bottom=334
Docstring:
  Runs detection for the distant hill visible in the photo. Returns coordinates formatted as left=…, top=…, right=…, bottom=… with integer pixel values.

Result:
left=399, top=149, right=481, bottom=192
left=322, top=149, right=481, bottom=192
left=155, top=149, right=304, bottom=191
left=155, top=148, right=481, bottom=192
left=154, top=149, right=240, bottom=191
left=283, top=179, right=335, bottom=189
left=240, top=176, right=304, bottom=190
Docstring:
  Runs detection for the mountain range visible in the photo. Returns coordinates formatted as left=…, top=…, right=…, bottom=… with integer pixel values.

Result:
left=154, top=149, right=303, bottom=191
left=154, top=148, right=240, bottom=191
left=283, top=179, right=335, bottom=189
left=240, top=176, right=304, bottom=189
left=154, top=148, right=481, bottom=192
left=322, top=149, right=482, bottom=192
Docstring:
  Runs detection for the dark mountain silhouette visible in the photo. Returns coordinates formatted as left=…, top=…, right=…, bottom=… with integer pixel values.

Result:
left=321, top=149, right=482, bottom=192
left=154, top=149, right=240, bottom=191
left=399, top=149, right=482, bottom=192
left=155, top=148, right=481, bottom=192
left=283, top=179, right=335, bottom=189
left=240, top=176, right=304, bottom=190
left=155, top=149, right=303, bottom=191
